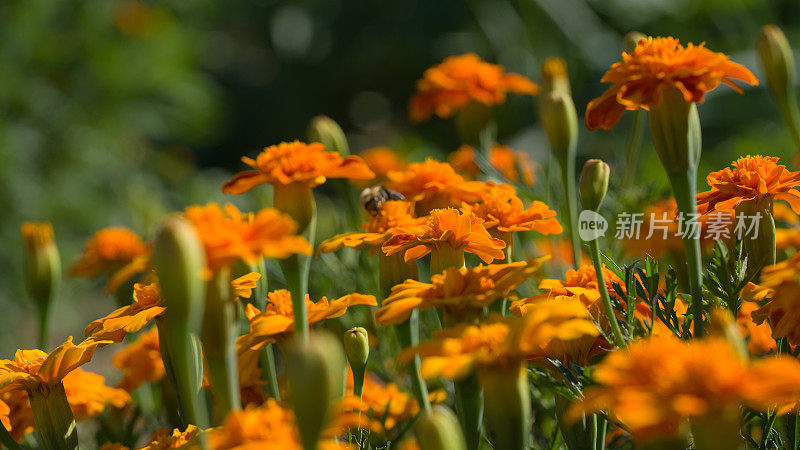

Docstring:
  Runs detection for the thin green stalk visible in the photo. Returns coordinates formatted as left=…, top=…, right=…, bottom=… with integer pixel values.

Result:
left=794, top=413, right=800, bottom=450
left=38, top=304, right=50, bottom=350
left=250, top=258, right=281, bottom=401
left=395, top=311, right=431, bottom=412
left=778, top=95, right=800, bottom=152
left=588, top=240, right=626, bottom=348
left=454, top=372, right=483, bottom=450
left=761, top=412, right=778, bottom=449
left=280, top=206, right=316, bottom=343
left=623, top=109, right=645, bottom=186
left=668, top=171, right=705, bottom=337
left=561, top=162, right=581, bottom=269
left=156, top=320, right=208, bottom=430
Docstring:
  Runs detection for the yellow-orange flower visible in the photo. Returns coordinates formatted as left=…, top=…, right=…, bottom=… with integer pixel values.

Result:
left=318, top=201, right=426, bottom=255
left=359, top=147, right=406, bottom=182
left=586, top=36, right=758, bottom=131
left=696, top=155, right=800, bottom=214
left=375, top=259, right=545, bottom=325
left=238, top=289, right=377, bottom=351
left=382, top=208, right=505, bottom=264
left=2, top=390, right=31, bottom=442
left=386, top=159, right=487, bottom=214
left=744, top=252, right=800, bottom=346
left=0, top=337, right=109, bottom=392
left=69, top=227, right=150, bottom=291
left=221, top=141, right=374, bottom=194
left=409, top=53, right=539, bottom=123
left=184, top=203, right=312, bottom=274
left=338, top=370, right=445, bottom=435
left=85, top=282, right=166, bottom=343
left=207, top=400, right=352, bottom=449
left=461, top=183, right=562, bottom=236
left=449, top=145, right=537, bottom=186
left=139, top=425, right=200, bottom=449
left=401, top=299, right=598, bottom=380
left=112, top=327, right=164, bottom=391
left=87, top=272, right=263, bottom=343
left=572, top=336, right=800, bottom=441
left=62, top=369, right=131, bottom=421
left=737, top=301, right=776, bottom=356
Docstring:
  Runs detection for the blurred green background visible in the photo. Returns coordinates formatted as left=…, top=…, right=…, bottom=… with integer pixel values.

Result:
left=2, top=0, right=799, bottom=352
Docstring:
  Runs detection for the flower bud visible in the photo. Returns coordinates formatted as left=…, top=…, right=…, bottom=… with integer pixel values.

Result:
left=152, top=215, right=208, bottom=428
left=623, top=31, right=646, bottom=53
left=307, top=115, right=350, bottom=156
left=579, top=159, right=610, bottom=211
left=541, top=57, right=570, bottom=95
left=649, top=85, right=702, bottom=175
left=20, top=222, right=61, bottom=345
left=153, top=215, right=206, bottom=326
left=415, top=405, right=467, bottom=450
left=344, top=327, right=369, bottom=399
left=540, top=91, right=578, bottom=166
left=758, top=25, right=795, bottom=99
left=286, top=332, right=346, bottom=450
left=344, top=327, right=369, bottom=372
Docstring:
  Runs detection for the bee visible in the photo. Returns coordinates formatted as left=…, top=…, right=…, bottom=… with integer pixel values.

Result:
left=360, top=185, right=405, bottom=216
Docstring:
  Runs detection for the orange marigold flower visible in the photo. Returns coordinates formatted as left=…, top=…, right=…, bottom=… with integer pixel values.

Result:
left=0, top=337, right=109, bottom=392
left=2, top=390, right=31, bottom=442
left=359, top=147, right=406, bottom=182
left=112, top=327, right=164, bottom=391
left=85, top=282, right=166, bottom=343
left=338, top=370, right=445, bottom=435
left=382, top=208, right=505, bottom=265
left=69, top=227, right=150, bottom=289
left=318, top=201, right=426, bottom=255
left=221, top=141, right=374, bottom=194
left=238, top=289, right=377, bottom=351
left=737, top=301, right=776, bottom=356
left=139, top=425, right=200, bottom=449
left=208, top=400, right=351, bottom=449
left=586, top=36, right=758, bottom=131
left=63, top=368, right=131, bottom=421
left=386, top=159, right=487, bottom=214
left=185, top=203, right=312, bottom=274
left=572, top=336, right=800, bottom=441
left=400, top=299, right=598, bottom=380
left=409, top=53, right=539, bottom=123
left=696, top=155, right=800, bottom=214
left=745, top=253, right=800, bottom=346
left=449, top=145, right=537, bottom=186
left=461, top=183, right=562, bottom=236
left=375, top=258, right=546, bottom=326
left=232, top=272, right=260, bottom=299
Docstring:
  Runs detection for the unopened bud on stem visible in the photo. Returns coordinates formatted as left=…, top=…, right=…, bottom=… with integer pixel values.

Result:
left=579, top=159, right=610, bottom=211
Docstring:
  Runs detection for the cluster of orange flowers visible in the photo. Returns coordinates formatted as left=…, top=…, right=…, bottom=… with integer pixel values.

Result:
left=12, top=36, right=800, bottom=450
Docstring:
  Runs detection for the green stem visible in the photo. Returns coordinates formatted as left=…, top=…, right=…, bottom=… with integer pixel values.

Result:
left=156, top=319, right=208, bottom=430
left=454, top=371, right=483, bottom=450
left=668, top=171, right=705, bottom=337
left=560, top=161, right=581, bottom=269
left=395, top=311, right=431, bottom=412
left=588, top=239, right=626, bottom=348
left=761, top=412, right=778, bottom=448
left=249, top=258, right=281, bottom=401
left=28, top=382, right=77, bottom=450
left=778, top=94, right=800, bottom=152
left=794, top=412, right=800, bottom=450
left=274, top=184, right=317, bottom=344
left=201, top=267, right=241, bottom=425
left=38, top=303, right=50, bottom=350
left=623, top=109, right=645, bottom=186
left=481, top=364, right=530, bottom=450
